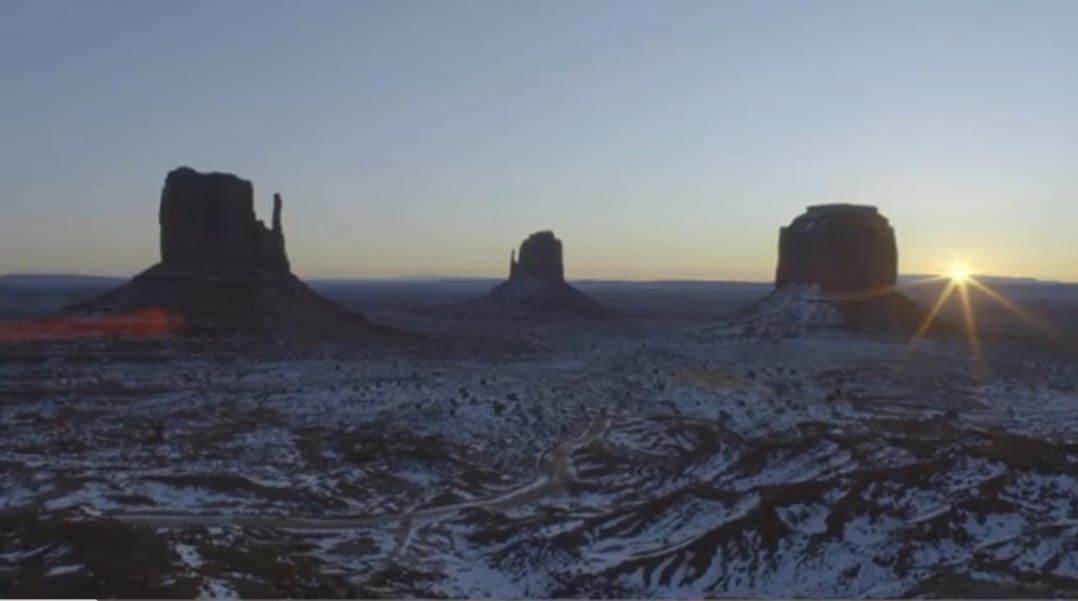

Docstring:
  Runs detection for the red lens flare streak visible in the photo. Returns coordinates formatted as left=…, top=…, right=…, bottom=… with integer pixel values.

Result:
left=0, top=308, right=185, bottom=343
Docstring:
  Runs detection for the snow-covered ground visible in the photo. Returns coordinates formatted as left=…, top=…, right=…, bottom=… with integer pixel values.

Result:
left=1, top=314, right=1076, bottom=597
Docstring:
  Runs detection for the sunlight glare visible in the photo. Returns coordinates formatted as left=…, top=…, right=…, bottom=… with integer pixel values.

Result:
left=949, top=264, right=971, bottom=283
left=910, top=257, right=1053, bottom=359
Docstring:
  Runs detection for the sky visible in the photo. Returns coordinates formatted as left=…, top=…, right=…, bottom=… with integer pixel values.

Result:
left=1, top=0, right=1076, bottom=282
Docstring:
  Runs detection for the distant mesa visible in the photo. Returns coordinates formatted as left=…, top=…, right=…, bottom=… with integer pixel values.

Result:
left=65, top=167, right=400, bottom=339
left=482, top=231, right=616, bottom=319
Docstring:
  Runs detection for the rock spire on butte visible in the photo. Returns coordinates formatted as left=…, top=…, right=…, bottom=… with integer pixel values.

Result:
left=157, top=167, right=289, bottom=273
left=68, top=167, right=398, bottom=339
left=484, top=231, right=615, bottom=319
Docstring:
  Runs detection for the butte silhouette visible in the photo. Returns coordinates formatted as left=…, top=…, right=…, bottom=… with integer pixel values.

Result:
left=481, top=231, right=616, bottom=319
left=764, top=204, right=927, bottom=332
left=68, top=167, right=397, bottom=339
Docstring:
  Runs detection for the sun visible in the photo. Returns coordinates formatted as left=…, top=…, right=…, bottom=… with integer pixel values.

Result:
left=908, top=258, right=1048, bottom=360
left=949, top=265, right=971, bottom=283
left=945, top=259, right=973, bottom=283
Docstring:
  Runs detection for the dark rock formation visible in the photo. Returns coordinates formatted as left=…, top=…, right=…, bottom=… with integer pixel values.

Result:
left=159, top=168, right=288, bottom=273
left=484, top=231, right=615, bottom=319
left=776, top=204, right=897, bottom=292
left=510, top=231, right=564, bottom=283
left=762, top=204, right=926, bottom=334
left=67, top=167, right=402, bottom=340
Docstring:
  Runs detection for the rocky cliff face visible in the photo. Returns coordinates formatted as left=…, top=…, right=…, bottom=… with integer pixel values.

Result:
left=159, top=167, right=288, bottom=272
left=510, top=231, right=564, bottom=283
left=753, top=205, right=929, bottom=334
left=775, top=204, right=897, bottom=293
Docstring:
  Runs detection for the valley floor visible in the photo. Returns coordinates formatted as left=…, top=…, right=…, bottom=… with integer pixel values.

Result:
left=1, top=315, right=1077, bottom=597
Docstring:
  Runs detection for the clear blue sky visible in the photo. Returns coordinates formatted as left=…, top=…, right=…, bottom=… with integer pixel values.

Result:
left=2, top=0, right=1076, bottom=281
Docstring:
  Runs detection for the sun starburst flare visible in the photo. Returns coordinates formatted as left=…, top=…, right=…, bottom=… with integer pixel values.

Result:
left=907, top=261, right=1051, bottom=358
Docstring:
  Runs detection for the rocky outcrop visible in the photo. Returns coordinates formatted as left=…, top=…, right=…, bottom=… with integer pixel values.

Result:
left=484, top=231, right=615, bottom=319
left=776, top=204, right=897, bottom=293
left=159, top=167, right=288, bottom=272
left=67, top=167, right=402, bottom=340
left=745, top=204, right=928, bottom=334
left=510, top=231, right=564, bottom=283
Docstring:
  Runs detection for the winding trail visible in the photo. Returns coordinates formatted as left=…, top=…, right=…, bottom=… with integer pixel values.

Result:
left=113, top=414, right=611, bottom=531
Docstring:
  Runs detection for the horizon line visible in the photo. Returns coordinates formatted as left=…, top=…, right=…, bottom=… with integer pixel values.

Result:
left=1, top=272, right=1073, bottom=286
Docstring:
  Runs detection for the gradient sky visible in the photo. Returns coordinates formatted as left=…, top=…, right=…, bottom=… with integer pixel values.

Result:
left=2, top=0, right=1076, bottom=281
